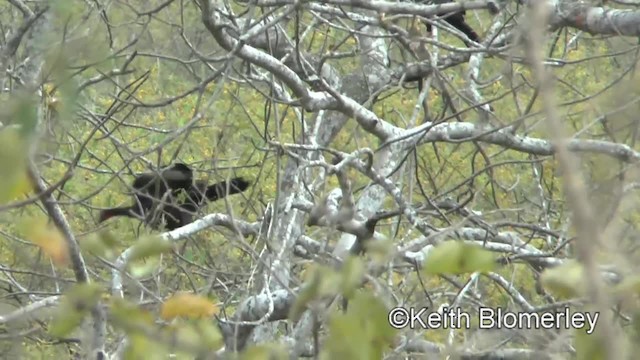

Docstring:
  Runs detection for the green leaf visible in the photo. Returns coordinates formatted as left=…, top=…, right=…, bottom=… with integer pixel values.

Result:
left=611, top=275, right=640, bottom=298
left=348, top=292, right=396, bottom=351
left=321, top=291, right=396, bottom=360
left=575, top=327, right=606, bottom=360
left=11, top=96, right=38, bottom=138
left=316, top=267, right=341, bottom=296
left=540, top=260, right=585, bottom=298
left=365, top=237, right=394, bottom=264
left=124, top=333, right=166, bottom=360
left=193, top=319, right=224, bottom=350
left=0, top=130, right=29, bottom=204
left=423, top=241, right=496, bottom=275
left=241, top=343, right=288, bottom=360
left=50, top=75, right=79, bottom=126
left=290, top=265, right=344, bottom=321
left=98, top=230, right=120, bottom=248
left=172, top=323, right=201, bottom=348
left=48, top=309, right=85, bottom=338
left=158, top=318, right=224, bottom=355
left=110, top=298, right=154, bottom=331
left=631, top=311, right=640, bottom=343
left=80, top=230, right=120, bottom=259
left=289, top=266, right=325, bottom=322
left=129, top=256, right=161, bottom=279
left=340, top=256, right=365, bottom=299
left=125, top=235, right=173, bottom=264
left=322, top=312, right=370, bottom=360
left=49, top=284, right=103, bottom=337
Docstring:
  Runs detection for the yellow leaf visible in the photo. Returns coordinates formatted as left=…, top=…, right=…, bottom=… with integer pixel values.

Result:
left=160, top=293, right=218, bottom=320
left=24, top=217, right=69, bottom=267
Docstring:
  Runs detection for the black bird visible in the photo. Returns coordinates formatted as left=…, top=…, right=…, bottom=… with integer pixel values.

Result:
left=404, top=0, right=482, bottom=88
left=421, top=0, right=486, bottom=46
left=405, top=0, right=499, bottom=103
left=98, top=163, right=250, bottom=230
left=424, top=1, right=479, bottom=46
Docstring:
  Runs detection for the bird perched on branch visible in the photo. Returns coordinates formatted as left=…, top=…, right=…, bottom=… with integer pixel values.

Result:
left=98, top=163, right=250, bottom=230
left=423, top=0, right=479, bottom=46
left=419, top=0, right=499, bottom=46
left=403, top=0, right=499, bottom=108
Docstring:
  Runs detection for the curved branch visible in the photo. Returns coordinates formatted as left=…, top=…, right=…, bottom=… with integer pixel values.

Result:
left=199, top=0, right=399, bottom=141
left=396, top=121, right=640, bottom=162
left=110, top=214, right=260, bottom=297
left=549, top=2, right=640, bottom=36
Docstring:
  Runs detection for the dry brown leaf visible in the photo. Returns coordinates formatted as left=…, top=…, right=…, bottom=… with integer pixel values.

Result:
left=26, top=218, right=69, bottom=267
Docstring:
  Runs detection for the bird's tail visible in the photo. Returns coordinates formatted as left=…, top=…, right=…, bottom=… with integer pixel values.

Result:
left=204, top=177, right=251, bottom=202
left=452, top=19, right=481, bottom=45
left=425, top=14, right=482, bottom=46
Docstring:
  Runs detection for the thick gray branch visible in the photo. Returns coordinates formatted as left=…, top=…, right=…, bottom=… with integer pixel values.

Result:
left=400, top=121, right=640, bottom=162
left=549, top=1, right=640, bottom=36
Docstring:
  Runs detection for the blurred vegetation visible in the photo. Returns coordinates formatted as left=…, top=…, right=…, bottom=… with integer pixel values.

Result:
left=0, top=0, right=639, bottom=358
